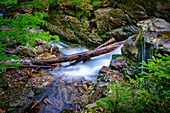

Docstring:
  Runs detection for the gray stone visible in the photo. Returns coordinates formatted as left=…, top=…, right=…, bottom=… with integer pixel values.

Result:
left=137, top=18, right=170, bottom=34
left=94, top=8, right=130, bottom=32
left=98, top=66, right=126, bottom=83
left=105, top=25, right=138, bottom=42
left=15, top=45, right=37, bottom=57
left=110, top=57, right=129, bottom=70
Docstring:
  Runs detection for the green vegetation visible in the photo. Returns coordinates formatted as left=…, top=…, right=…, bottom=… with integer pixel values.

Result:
left=0, top=0, right=17, bottom=4
left=0, top=0, right=59, bottom=69
left=88, top=54, right=170, bottom=112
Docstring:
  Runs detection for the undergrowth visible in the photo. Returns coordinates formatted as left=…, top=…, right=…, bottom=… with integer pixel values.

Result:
left=87, top=53, right=170, bottom=112
left=0, top=0, right=59, bottom=69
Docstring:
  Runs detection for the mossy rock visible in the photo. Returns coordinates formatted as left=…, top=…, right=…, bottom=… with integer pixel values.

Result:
left=121, top=35, right=139, bottom=62
left=119, top=0, right=148, bottom=22
left=94, top=8, right=130, bottom=32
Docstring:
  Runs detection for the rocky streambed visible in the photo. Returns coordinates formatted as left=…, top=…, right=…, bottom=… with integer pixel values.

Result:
left=1, top=0, right=170, bottom=112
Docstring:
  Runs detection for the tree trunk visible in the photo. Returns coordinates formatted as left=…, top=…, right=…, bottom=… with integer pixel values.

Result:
left=32, top=40, right=125, bottom=65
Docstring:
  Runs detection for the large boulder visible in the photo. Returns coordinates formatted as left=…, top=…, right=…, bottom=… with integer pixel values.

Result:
left=122, top=18, right=170, bottom=62
left=15, top=38, right=60, bottom=57
left=121, top=33, right=170, bottom=62
left=137, top=18, right=170, bottom=38
left=104, top=25, right=137, bottom=42
left=47, top=4, right=100, bottom=45
left=119, top=1, right=148, bottom=22
left=15, top=45, right=37, bottom=57
left=94, top=8, right=130, bottom=32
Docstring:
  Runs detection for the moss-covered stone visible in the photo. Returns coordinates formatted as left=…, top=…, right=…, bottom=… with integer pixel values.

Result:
left=94, top=8, right=130, bottom=32
left=121, top=35, right=139, bottom=62
left=119, top=1, right=148, bottom=22
left=47, top=4, right=102, bottom=46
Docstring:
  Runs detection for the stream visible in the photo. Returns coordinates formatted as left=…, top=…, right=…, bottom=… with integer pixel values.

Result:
left=31, top=41, right=123, bottom=113
left=50, top=41, right=123, bottom=81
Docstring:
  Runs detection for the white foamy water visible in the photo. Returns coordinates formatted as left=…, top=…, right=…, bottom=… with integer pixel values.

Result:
left=50, top=42, right=123, bottom=80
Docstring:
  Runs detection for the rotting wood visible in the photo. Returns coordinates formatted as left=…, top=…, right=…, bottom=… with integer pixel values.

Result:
left=32, top=40, right=126, bottom=65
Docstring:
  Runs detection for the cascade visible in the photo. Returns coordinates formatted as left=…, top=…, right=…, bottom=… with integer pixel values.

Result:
left=50, top=41, right=123, bottom=80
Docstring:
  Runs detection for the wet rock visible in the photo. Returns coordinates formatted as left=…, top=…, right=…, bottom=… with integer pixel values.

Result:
left=35, top=45, right=44, bottom=54
left=47, top=5, right=99, bottom=45
left=80, top=94, right=91, bottom=104
left=80, top=81, right=108, bottom=105
left=38, top=80, right=81, bottom=112
left=78, top=86, right=86, bottom=94
left=137, top=18, right=170, bottom=33
left=34, top=38, right=52, bottom=51
left=110, top=57, right=129, bottom=70
left=83, top=83, right=88, bottom=91
left=94, top=8, right=131, bottom=32
left=50, top=44, right=59, bottom=54
left=121, top=35, right=138, bottom=61
left=137, top=18, right=170, bottom=38
left=98, top=66, right=126, bottom=83
left=105, top=25, right=138, bottom=42
left=87, top=34, right=102, bottom=47
left=34, top=38, right=59, bottom=55
left=122, top=32, right=170, bottom=63
left=15, top=45, right=37, bottom=57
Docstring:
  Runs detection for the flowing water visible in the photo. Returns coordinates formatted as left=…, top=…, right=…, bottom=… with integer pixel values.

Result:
left=50, top=41, right=123, bottom=81
left=31, top=42, right=123, bottom=113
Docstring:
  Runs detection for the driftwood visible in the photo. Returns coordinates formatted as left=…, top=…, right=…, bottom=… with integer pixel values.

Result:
left=32, top=40, right=126, bottom=65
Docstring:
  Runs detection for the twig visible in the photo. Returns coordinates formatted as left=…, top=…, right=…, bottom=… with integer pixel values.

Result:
left=5, top=65, right=55, bottom=69
left=3, top=50, right=14, bottom=55
left=31, top=74, right=65, bottom=109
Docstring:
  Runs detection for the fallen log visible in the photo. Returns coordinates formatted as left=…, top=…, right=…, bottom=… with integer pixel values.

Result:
left=96, top=38, right=115, bottom=49
left=32, top=40, right=125, bottom=65
left=68, top=38, right=116, bottom=65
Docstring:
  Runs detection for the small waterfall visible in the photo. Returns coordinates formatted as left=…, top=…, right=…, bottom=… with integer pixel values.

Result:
left=50, top=41, right=123, bottom=80
left=141, top=35, right=147, bottom=77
